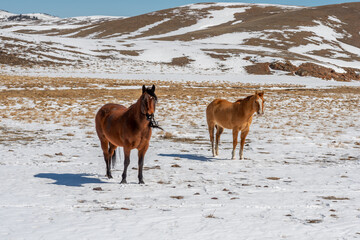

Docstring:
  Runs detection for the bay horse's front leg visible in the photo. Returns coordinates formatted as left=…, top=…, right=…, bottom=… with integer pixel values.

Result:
left=240, top=130, right=249, bottom=160
left=121, top=148, right=131, bottom=184
left=232, top=129, right=239, bottom=160
left=137, top=145, right=149, bottom=184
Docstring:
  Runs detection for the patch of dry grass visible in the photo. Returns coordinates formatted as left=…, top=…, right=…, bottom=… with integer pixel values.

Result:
left=1, top=74, right=359, bottom=148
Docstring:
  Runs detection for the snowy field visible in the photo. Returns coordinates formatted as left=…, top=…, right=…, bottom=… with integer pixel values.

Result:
left=0, top=74, right=360, bottom=239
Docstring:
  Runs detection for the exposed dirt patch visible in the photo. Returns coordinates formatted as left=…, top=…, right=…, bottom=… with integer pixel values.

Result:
left=167, top=56, right=194, bottom=66
left=245, top=63, right=271, bottom=75
left=205, top=52, right=231, bottom=61
left=0, top=49, right=39, bottom=67
left=119, top=50, right=142, bottom=56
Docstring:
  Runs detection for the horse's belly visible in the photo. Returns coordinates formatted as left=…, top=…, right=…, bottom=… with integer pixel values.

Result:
left=106, top=134, right=125, bottom=147
left=109, top=132, right=150, bottom=150
left=214, top=118, right=233, bottom=129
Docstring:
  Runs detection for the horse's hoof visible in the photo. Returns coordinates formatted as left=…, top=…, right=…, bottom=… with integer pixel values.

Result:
left=107, top=174, right=113, bottom=179
left=139, top=180, right=145, bottom=184
left=120, top=179, right=127, bottom=184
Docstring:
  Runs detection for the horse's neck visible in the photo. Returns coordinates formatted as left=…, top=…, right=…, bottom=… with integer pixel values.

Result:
left=235, top=96, right=256, bottom=118
left=128, top=99, right=147, bottom=123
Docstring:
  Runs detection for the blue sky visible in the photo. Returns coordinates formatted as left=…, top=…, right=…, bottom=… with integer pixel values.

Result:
left=1, top=0, right=357, bottom=18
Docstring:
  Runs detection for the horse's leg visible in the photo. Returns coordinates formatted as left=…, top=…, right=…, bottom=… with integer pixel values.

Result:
left=215, top=126, right=224, bottom=156
left=137, top=145, right=149, bottom=184
left=232, top=128, right=239, bottom=160
left=240, top=130, right=249, bottom=160
left=100, top=140, right=112, bottom=179
left=121, top=147, right=131, bottom=184
left=109, top=142, right=117, bottom=169
left=208, top=123, right=216, bottom=157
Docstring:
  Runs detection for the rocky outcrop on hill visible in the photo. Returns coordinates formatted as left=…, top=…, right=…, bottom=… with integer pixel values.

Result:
left=269, top=61, right=360, bottom=82
left=7, top=14, right=39, bottom=21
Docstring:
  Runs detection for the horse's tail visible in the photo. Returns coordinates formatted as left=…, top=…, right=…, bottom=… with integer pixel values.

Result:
left=111, top=148, right=117, bottom=169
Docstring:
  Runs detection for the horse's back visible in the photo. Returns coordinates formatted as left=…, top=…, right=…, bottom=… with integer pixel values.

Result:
left=207, top=99, right=233, bottom=116
left=96, top=103, right=127, bottom=119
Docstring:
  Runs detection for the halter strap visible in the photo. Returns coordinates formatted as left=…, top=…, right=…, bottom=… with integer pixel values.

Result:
left=146, top=113, right=164, bottom=131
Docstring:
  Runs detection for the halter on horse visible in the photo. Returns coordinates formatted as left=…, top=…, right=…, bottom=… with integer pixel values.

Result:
left=95, top=85, right=160, bottom=184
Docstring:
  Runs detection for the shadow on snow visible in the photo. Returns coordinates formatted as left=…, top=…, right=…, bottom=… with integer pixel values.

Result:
left=158, top=153, right=213, bottom=162
left=34, top=173, right=106, bottom=187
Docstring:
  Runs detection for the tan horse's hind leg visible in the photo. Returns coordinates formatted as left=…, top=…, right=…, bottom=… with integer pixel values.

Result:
left=240, top=130, right=249, bottom=160
left=232, top=128, right=240, bottom=160
left=207, top=123, right=216, bottom=157
left=215, top=126, right=224, bottom=156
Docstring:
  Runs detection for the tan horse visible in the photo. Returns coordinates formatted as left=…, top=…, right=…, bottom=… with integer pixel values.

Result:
left=95, top=85, right=158, bottom=184
left=206, top=91, right=265, bottom=160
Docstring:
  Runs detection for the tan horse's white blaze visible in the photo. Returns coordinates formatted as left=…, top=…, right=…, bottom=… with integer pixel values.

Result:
left=257, top=97, right=264, bottom=115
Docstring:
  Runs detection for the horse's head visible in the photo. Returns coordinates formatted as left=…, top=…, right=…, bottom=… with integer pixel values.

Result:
left=254, top=91, right=265, bottom=115
left=141, top=85, right=157, bottom=119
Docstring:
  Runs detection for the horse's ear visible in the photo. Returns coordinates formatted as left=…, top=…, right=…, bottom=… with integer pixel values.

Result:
left=152, top=85, right=155, bottom=92
left=142, top=85, right=146, bottom=93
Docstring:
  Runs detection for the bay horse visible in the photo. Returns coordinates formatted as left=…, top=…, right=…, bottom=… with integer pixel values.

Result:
left=206, top=91, right=265, bottom=160
left=95, top=85, right=158, bottom=184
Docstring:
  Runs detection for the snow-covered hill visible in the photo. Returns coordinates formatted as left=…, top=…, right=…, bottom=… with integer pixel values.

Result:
left=0, top=2, right=360, bottom=80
